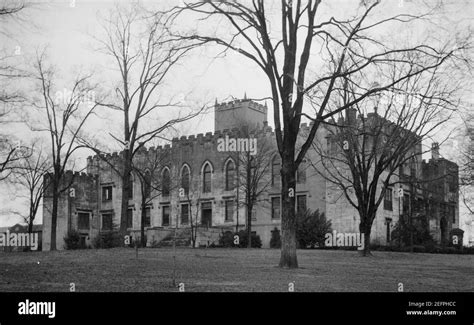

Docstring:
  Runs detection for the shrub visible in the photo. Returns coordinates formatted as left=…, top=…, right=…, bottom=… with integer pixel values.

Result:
left=219, top=231, right=235, bottom=247
left=64, top=230, right=84, bottom=250
left=93, top=231, right=122, bottom=249
left=236, top=230, right=262, bottom=248
left=270, top=227, right=281, bottom=248
left=391, top=214, right=434, bottom=247
left=296, top=209, right=331, bottom=248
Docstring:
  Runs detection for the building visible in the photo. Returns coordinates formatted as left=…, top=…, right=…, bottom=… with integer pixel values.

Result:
left=42, top=98, right=460, bottom=250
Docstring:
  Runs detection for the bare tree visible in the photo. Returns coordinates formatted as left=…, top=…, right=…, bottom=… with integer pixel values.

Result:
left=31, top=49, right=99, bottom=250
left=310, top=60, right=460, bottom=255
left=170, top=0, right=464, bottom=267
left=459, top=112, right=474, bottom=216
left=89, top=4, right=204, bottom=239
left=9, top=141, right=50, bottom=238
left=235, top=127, right=273, bottom=248
left=0, top=0, right=28, bottom=179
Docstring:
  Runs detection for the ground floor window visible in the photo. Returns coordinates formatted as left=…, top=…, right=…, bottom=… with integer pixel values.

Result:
left=271, top=197, right=281, bottom=220
left=102, top=213, right=113, bottom=231
left=162, top=206, right=169, bottom=226
left=181, top=204, right=189, bottom=225
left=225, top=200, right=234, bottom=221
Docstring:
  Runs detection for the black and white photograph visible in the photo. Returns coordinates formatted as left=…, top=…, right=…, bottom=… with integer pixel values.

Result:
left=0, top=0, right=473, bottom=322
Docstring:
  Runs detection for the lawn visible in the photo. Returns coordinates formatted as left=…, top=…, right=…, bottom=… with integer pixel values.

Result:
left=0, top=248, right=472, bottom=292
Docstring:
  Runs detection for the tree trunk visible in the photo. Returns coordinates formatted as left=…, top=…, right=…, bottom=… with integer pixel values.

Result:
left=279, top=158, right=298, bottom=268
left=120, top=154, right=131, bottom=240
left=359, top=216, right=374, bottom=256
left=50, top=181, right=59, bottom=251
left=247, top=203, right=252, bottom=248
left=140, top=199, right=146, bottom=247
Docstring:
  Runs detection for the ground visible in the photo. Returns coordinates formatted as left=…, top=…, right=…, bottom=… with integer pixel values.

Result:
left=0, top=248, right=473, bottom=292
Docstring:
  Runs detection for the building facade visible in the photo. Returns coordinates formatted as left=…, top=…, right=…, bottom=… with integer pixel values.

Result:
left=42, top=98, right=460, bottom=250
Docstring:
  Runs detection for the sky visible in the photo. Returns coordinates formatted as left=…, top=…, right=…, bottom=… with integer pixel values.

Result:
left=0, top=0, right=473, bottom=243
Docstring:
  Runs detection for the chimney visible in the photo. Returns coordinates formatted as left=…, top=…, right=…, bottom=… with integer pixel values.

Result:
left=431, top=142, right=440, bottom=160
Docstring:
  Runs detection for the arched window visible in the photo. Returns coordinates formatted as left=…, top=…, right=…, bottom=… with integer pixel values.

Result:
left=225, top=159, right=236, bottom=191
left=181, top=165, right=190, bottom=195
left=162, top=167, right=171, bottom=196
left=203, top=162, right=212, bottom=193
left=271, top=155, right=281, bottom=186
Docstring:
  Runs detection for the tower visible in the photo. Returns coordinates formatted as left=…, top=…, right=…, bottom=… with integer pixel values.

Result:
left=214, top=97, right=268, bottom=132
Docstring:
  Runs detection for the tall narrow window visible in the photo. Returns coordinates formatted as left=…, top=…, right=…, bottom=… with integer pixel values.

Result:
left=181, top=204, right=189, bottom=224
left=225, top=160, right=236, bottom=191
left=144, top=207, right=151, bottom=228
left=203, top=163, right=212, bottom=193
left=384, top=188, right=393, bottom=211
left=162, top=168, right=170, bottom=196
left=225, top=200, right=234, bottom=221
left=296, top=195, right=307, bottom=214
left=162, top=205, right=170, bottom=226
left=181, top=165, right=190, bottom=195
left=271, top=197, right=281, bottom=219
left=102, top=213, right=113, bottom=231
left=102, top=186, right=113, bottom=202
left=272, top=156, right=281, bottom=186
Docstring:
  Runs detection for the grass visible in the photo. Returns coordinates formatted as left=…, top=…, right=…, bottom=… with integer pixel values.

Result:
left=0, top=247, right=473, bottom=292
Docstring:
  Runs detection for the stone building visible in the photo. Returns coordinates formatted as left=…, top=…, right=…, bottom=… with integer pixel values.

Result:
left=42, top=98, right=459, bottom=250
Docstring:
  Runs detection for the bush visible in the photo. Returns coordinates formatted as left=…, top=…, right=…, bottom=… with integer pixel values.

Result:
left=218, top=230, right=262, bottom=248
left=64, top=230, right=84, bottom=250
left=93, top=231, right=122, bottom=249
left=218, top=231, right=235, bottom=248
left=296, top=209, right=331, bottom=248
left=270, top=227, right=281, bottom=248
left=391, top=214, right=434, bottom=247
left=237, top=230, right=262, bottom=248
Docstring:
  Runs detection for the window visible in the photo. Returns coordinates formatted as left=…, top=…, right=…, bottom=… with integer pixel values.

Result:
left=162, top=205, right=170, bottom=226
left=78, top=212, right=90, bottom=230
left=203, top=163, right=212, bottom=193
left=144, top=170, right=151, bottom=198
left=402, top=194, right=410, bottom=215
left=296, top=165, right=306, bottom=184
left=127, top=208, right=133, bottom=229
left=144, top=207, right=151, bottom=228
left=297, top=195, right=307, bottom=214
left=102, top=186, right=112, bottom=202
left=384, top=188, right=393, bottom=211
left=181, top=165, right=190, bottom=195
left=225, top=200, right=234, bottom=221
left=271, top=197, right=281, bottom=219
left=272, top=156, right=281, bottom=186
left=225, top=160, right=236, bottom=191
left=181, top=204, right=189, bottom=225
left=162, top=168, right=170, bottom=196
left=102, top=213, right=113, bottom=231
